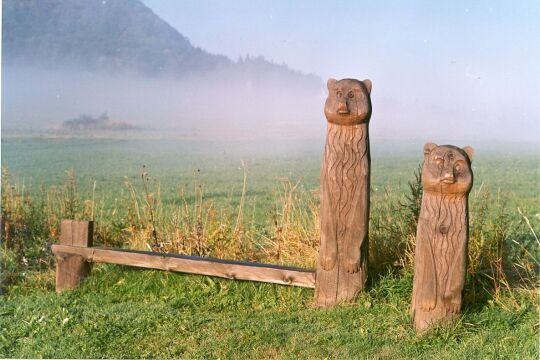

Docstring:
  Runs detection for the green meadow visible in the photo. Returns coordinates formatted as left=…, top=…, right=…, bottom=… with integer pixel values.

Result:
left=1, top=137, right=538, bottom=358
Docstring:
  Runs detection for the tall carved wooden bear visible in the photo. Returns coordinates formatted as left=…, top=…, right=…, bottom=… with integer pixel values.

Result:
left=315, top=78, right=372, bottom=306
left=411, top=143, right=474, bottom=331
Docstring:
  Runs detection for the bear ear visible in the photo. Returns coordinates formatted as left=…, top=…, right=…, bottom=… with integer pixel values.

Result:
left=327, top=78, right=337, bottom=90
left=424, top=142, right=437, bottom=156
left=363, top=79, right=372, bottom=94
left=462, top=146, right=474, bottom=162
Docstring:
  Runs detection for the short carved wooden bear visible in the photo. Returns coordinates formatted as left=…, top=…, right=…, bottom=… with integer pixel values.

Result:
left=315, top=78, right=372, bottom=306
left=411, top=143, right=474, bottom=331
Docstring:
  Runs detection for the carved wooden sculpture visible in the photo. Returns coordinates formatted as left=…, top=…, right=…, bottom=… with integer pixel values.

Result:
left=315, top=78, right=372, bottom=306
left=411, top=143, right=474, bottom=331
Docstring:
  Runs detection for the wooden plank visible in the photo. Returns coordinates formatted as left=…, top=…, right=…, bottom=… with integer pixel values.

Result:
left=59, top=220, right=74, bottom=245
left=59, top=220, right=94, bottom=246
left=52, top=245, right=316, bottom=288
left=72, top=220, right=93, bottom=247
left=56, top=220, right=93, bottom=292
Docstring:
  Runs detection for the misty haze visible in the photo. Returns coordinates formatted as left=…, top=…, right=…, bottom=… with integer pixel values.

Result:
left=3, top=65, right=325, bottom=139
left=3, top=0, right=538, bottom=142
left=2, top=0, right=325, bottom=140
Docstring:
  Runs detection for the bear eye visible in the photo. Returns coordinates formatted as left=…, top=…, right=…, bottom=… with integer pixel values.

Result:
left=336, top=91, right=343, bottom=98
left=348, top=91, right=355, bottom=98
left=435, top=158, right=443, bottom=168
left=455, top=162, right=464, bottom=173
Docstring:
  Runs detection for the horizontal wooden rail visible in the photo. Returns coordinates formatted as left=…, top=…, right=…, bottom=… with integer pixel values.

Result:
left=52, top=244, right=315, bottom=288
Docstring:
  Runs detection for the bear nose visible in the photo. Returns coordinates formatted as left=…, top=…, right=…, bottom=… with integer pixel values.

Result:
left=441, top=172, right=455, bottom=184
left=337, top=100, right=349, bottom=114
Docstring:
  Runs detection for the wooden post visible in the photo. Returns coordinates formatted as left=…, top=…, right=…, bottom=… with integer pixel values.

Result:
left=411, top=143, right=474, bottom=331
left=55, top=220, right=93, bottom=292
left=315, top=78, right=373, bottom=306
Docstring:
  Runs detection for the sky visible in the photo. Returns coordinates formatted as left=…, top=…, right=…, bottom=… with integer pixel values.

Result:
left=142, top=0, right=540, bottom=142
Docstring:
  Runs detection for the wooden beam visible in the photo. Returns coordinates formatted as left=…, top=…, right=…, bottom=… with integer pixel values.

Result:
left=60, top=219, right=94, bottom=247
left=52, top=245, right=316, bottom=288
left=56, top=220, right=94, bottom=292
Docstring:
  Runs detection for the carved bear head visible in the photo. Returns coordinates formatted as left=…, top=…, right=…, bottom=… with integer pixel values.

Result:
left=324, top=78, right=372, bottom=126
left=422, top=143, right=474, bottom=195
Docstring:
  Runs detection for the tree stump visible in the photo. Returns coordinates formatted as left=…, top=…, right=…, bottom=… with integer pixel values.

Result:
left=315, top=78, right=372, bottom=306
left=55, top=220, right=93, bottom=292
left=411, top=143, right=474, bottom=331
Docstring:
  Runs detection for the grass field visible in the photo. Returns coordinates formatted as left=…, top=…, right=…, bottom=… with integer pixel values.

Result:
left=1, top=137, right=538, bottom=358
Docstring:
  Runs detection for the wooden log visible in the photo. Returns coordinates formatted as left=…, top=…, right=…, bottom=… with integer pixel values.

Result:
left=55, top=220, right=93, bottom=292
left=315, top=78, right=373, bottom=306
left=51, top=245, right=316, bottom=288
left=411, top=143, right=474, bottom=331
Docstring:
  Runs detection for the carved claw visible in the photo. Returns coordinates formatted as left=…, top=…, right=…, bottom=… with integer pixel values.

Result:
left=320, top=256, right=336, bottom=271
left=419, top=299, right=436, bottom=312
left=443, top=292, right=461, bottom=313
left=446, top=300, right=461, bottom=314
left=345, top=246, right=361, bottom=273
left=346, top=260, right=361, bottom=273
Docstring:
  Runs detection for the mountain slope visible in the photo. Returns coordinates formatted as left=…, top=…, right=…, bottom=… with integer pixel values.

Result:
left=2, top=0, right=232, bottom=75
left=2, top=0, right=324, bottom=138
left=2, top=0, right=321, bottom=87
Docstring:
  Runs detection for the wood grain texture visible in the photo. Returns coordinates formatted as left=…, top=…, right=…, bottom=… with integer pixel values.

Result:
left=56, top=220, right=93, bottom=292
left=60, top=220, right=94, bottom=247
left=52, top=245, right=316, bottom=288
left=411, top=143, right=473, bottom=331
left=315, top=78, right=372, bottom=306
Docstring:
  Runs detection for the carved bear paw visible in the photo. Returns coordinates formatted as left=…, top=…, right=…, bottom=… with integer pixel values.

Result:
left=419, top=300, right=436, bottom=312
left=345, top=260, right=361, bottom=273
left=447, top=301, right=461, bottom=314
left=320, top=256, right=336, bottom=271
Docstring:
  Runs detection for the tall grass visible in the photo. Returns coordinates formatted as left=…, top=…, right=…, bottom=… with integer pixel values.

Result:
left=1, top=164, right=537, bottom=300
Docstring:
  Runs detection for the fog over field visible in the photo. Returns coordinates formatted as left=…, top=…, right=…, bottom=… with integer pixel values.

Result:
left=2, top=66, right=325, bottom=140
left=2, top=0, right=539, bottom=143
left=4, top=63, right=539, bottom=143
